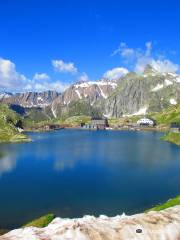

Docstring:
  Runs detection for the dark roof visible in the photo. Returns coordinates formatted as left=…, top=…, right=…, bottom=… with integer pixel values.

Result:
left=171, top=122, right=180, bottom=128
left=91, top=117, right=106, bottom=120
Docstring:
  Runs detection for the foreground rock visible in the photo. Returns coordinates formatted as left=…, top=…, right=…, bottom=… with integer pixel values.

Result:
left=1, top=206, right=180, bottom=240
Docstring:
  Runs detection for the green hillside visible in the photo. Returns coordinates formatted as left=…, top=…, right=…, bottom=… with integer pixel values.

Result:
left=148, top=104, right=180, bottom=126
left=147, top=195, right=180, bottom=212
left=161, top=132, right=180, bottom=146
left=0, top=104, right=29, bottom=143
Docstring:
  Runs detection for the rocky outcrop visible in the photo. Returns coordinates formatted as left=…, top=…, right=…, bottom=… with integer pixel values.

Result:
left=0, top=66, right=180, bottom=119
left=1, top=206, right=180, bottom=240
left=0, top=91, right=59, bottom=108
left=103, top=69, right=180, bottom=118
left=50, top=80, right=117, bottom=118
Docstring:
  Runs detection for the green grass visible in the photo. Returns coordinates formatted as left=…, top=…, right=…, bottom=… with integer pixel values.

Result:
left=161, top=132, right=180, bottom=146
left=0, top=214, right=55, bottom=235
left=24, top=214, right=55, bottom=228
left=148, top=104, right=180, bottom=126
left=146, top=195, right=180, bottom=212
left=0, top=104, right=30, bottom=143
left=0, top=229, right=9, bottom=236
left=62, top=115, right=91, bottom=126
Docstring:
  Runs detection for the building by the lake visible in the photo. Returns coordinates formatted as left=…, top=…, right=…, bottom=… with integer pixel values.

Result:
left=83, top=117, right=109, bottom=130
left=137, top=118, right=156, bottom=127
left=170, top=122, right=180, bottom=133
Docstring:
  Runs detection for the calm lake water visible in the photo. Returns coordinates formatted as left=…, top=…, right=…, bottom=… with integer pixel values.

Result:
left=0, top=129, right=180, bottom=228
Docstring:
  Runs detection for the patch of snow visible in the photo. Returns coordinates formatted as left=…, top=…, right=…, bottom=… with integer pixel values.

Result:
left=51, top=105, right=57, bottom=118
left=151, top=84, right=164, bottom=92
left=98, top=86, right=107, bottom=99
left=176, top=77, right=180, bottom=83
left=123, top=107, right=147, bottom=117
left=168, top=72, right=178, bottom=77
left=164, top=79, right=173, bottom=86
left=0, top=93, right=12, bottom=99
left=170, top=98, right=177, bottom=105
left=75, top=90, right=82, bottom=99
left=103, top=113, right=112, bottom=118
left=132, top=107, right=148, bottom=116
left=37, top=97, right=44, bottom=102
left=75, top=81, right=117, bottom=89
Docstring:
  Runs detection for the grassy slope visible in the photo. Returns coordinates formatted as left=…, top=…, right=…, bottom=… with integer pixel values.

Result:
left=148, top=104, right=180, bottom=126
left=0, top=104, right=29, bottom=143
left=149, top=105, right=180, bottom=145
left=0, top=214, right=55, bottom=236
left=24, top=214, right=55, bottom=228
left=161, top=132, right=180, bottom=146
left=147, top=195, right=180, bottom=212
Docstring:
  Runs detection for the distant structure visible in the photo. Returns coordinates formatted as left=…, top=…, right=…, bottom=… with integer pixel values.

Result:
left=137, top=118, right=156, bottom=127
left=44, top=124, right=63, bottom=131
left=83, top=117, right=109, bottom=130
left=170, top=122, right=180, bottom=133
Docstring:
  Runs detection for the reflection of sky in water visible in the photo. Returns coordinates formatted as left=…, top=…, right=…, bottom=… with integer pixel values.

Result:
left=0, top=130, right=180, bottom=229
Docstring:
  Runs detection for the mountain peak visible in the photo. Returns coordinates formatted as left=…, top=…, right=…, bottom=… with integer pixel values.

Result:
left=143, top=64, right=156, bottom=75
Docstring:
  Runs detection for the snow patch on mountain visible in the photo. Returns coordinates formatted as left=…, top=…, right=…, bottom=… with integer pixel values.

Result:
left=98, top=86, right=108, bottom=99
left=123, top=107, right=148, bottom=117
left=75, top=81, right=117, bottom=89
left=75, top=90, right=82, bottom=99
left=164, top=79, right=173, bottom=86
left=170, top=98, right=177, bottom=105
left=151, top=84, right=164, bottom=92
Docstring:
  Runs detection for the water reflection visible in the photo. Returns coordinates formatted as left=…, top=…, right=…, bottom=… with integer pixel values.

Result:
left=0, top=130, right=179, bottom=228
left=0, top=152, right=17, bottom=176
left=54, top=159, right=75, bottom=171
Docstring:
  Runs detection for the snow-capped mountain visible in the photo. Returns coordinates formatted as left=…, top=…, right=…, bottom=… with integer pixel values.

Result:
left=50, top=80, right=117, bottom=118
left=103, top=66, right=180, bottom=118
left=0, top=65, right=180, bottom=119
left=0, top=92, right=13, bottom=100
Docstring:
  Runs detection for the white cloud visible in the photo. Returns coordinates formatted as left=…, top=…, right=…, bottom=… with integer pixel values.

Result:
left=112, top=42, right=135, bottom=58
left=0, top=57, right=69, bottom=92
left=135, top=57, right=152, bottom=73
left=145, top=41, right=152, bottom=56
left=103, top=67, right=129, bottom=80
left=113, top=42, right=179, bottom=74
left=0, top=58, right=27, bottom=89
left=151, top=59, right=179, bottom=73
left=52, top=59, right=78, bottom=73
left=78, top=72, right=89, bottom=82
left=33, top=73, right=50, bottom=80
left=29, top=81, right=69, bottom=92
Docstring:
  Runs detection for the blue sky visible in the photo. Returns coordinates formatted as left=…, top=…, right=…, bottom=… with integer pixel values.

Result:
left=0, top=0, right=180, bottom=92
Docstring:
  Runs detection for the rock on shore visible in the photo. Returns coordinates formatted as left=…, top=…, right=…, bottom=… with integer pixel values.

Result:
left=1, top=206, right=180, bottom=240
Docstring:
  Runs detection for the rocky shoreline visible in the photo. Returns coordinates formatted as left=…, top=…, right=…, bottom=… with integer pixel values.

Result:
left=1, top=206, right=180, bottom=240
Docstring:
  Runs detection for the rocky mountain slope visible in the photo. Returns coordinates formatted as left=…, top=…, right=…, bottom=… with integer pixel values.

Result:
left=50, top=80, right=117, bottom=118
left=0, top=65, right=180, bottom=120
left=1, top=206, right=180, bottom=240
left=0, top=90, right=59, bottom=108
left=103, top=66, right=180, bottom=118
left=0, top=93, right=13, bottom=101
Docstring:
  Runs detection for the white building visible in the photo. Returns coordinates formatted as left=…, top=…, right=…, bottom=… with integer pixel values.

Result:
left=137, top=118, right=155, bottom=126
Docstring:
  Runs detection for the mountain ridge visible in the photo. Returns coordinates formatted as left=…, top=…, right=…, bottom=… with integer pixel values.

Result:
left=0, top=66, right=180, bottom=120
